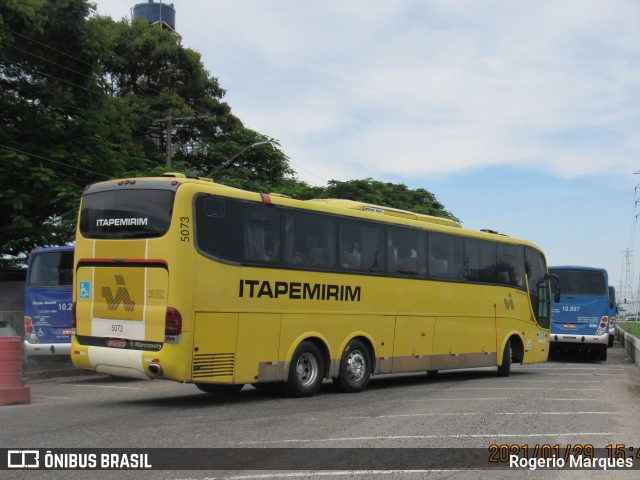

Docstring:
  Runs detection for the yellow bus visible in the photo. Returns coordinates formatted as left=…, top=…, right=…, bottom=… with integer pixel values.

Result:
left=71, top=173, right=553, bottom=397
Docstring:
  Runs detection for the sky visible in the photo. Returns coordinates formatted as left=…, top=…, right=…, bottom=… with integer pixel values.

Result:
left=94, top=0, right=640, bottom=305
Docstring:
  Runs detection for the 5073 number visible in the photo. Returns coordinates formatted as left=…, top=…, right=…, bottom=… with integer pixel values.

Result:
left=180, top=216, right=190, bottom=243
left=111, top=324, right=123, bottom=334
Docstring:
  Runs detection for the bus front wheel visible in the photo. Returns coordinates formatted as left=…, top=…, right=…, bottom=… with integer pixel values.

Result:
left=333, top=339, right=371, bottom=393
left=497, top=340, right=511, bottom=377
left=284, top=341, right=325, bottom=397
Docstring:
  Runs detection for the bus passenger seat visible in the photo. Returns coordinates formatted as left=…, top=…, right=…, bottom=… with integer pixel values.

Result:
left=309, top=247, right=324, bottom=265
left=498, top=271, right=511, bottom=284
left=401, top=256, right=418, bottom=273
left=342, top=252, right=361, bottom=269
left=430, top=259, right=448, bottom=276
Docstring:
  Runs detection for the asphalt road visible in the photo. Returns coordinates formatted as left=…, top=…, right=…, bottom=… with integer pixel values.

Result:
left=2, top=344, right=640, bottom=479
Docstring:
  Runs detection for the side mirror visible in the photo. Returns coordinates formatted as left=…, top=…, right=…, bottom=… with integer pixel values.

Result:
left=546, top=273, right=560, bottom=303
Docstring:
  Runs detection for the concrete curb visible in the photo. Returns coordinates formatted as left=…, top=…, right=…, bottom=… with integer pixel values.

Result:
left=24, top=358, right=96, bottom=383
left=617, top=327, right=640, bottom=370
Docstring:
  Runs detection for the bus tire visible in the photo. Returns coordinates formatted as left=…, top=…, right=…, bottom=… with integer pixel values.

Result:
left=596, top=348, right=607, bottom=362
left=334, top=339, right=371, bottom=393
left=608, top=335, right=614, bottom=348
left=195, top=383, right=245, bottom=395
left=497, top=340, right=511, bottom=377
left=284, top=341, right=325, bottom=397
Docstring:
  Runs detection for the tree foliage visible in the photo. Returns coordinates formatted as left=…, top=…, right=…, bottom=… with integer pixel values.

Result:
left=273, top=178, right=458, bottom=222
left=0, top=0, right=457, bottom=267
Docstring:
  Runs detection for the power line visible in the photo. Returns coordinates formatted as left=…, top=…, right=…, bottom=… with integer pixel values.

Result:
left=0, top=39, right=97, bottom=81
left=0, top=54, right=102, bottom=97
left=0, top=23, right=96, bottom=68
left=0, top=143, right=109, bottom=180
left=0, top=19, right=329, bottom=185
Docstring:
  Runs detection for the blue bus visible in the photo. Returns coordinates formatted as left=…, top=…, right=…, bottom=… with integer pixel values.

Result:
left=23, top=246, right=74, bottom=357
left=549, top=266, right=610, bottom=361
left=608, top=285, right=617, bottom=347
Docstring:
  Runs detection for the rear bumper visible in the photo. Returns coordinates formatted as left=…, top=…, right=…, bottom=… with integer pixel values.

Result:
left=550, top=332, right=608, bottom=346
left=24, top=341, right=71, bottom=356
left=71, top=344, right=151, bottom=380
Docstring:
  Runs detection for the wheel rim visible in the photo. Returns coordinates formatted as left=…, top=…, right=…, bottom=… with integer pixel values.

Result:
left=346, top=350, right=366, bottom=382
left=295, top=352, right=319, bottom=387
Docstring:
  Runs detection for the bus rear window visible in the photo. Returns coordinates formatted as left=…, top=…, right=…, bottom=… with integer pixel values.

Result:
left=29, top=251, right=74, bottom=287
left=551, top=269, right=606, bottom=296
left=80, top=189, right=174, bottom=239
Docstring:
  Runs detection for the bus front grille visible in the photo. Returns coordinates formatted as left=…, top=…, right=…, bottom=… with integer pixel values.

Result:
left=192, top=353, right=235, bottom=378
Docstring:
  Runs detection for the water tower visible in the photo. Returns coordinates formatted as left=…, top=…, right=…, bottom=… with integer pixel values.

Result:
left=132, top=0, right=176, bottom=32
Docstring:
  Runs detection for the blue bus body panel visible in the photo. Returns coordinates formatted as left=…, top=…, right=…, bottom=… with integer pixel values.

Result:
left=24, top=286, right=73, bottom=336
left=551, top=295, right=605, bottom=335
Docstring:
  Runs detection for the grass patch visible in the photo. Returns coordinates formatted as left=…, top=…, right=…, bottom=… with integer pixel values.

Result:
left=618, top=322, right=640, bottom=339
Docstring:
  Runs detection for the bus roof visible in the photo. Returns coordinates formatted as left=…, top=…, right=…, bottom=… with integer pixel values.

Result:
left=549, top=266, right=608, bottom=273
left=85, top=173, right=545, bottom=252
left=305, top=199, right=462, bottom=228
left=30, top=245, right=75, bottom=255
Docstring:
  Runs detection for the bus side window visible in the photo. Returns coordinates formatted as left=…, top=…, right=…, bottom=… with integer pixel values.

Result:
left=429, top=232, right=464, bottom=280
left=497, top=244, right=525, bottom=287
left=283, top=210, right=336, bottom=269
left=244, top=204, right=281, bottom=264
left=195, top=196, right=243, bottom=261
left=58, top=268, right=73, bottom=286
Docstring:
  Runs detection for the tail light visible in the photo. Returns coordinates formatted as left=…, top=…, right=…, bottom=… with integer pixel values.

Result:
left=165, top=307, right=182, bottom=343
left=596, top=316, right=608, bottom=336
left=24, top=317, right=38, bottom=343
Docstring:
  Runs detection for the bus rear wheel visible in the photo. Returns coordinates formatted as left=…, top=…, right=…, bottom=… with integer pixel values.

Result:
left=595, top=347, right=607, bottom=362
left=195, top=383, right=244, bottom=395
left=497, top=340, right=511, bottom=377
left=284, top=341, right=325, bottom=397
left=333, top=339, right=371, bottom=393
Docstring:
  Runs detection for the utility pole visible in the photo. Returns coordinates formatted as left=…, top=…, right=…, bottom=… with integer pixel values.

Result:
left=165, top=116, right=172, bottom=168
left=162, top=114, right=199, bottom=168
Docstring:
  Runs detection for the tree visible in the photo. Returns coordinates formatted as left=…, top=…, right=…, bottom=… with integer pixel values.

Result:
left=300, top=178, right=459, bottom=222
left=0, top=0, right=125, bottom=261
left=0, top=1, right=290, bottom=264
left=87, top=15, right=242, bottom=163
left=0, top=0, right=457, bottom=267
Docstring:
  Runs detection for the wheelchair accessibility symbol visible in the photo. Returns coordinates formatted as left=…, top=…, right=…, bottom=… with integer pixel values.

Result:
left=79, top=281, right=91, bottom=299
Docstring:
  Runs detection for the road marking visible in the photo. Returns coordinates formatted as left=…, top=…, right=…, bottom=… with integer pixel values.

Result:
left=516, top=372, right=615, bottom=376
left=504, top=379, right=603, bottom=383
left=391, top=397, right=508, bottom=402
left=236, top=432, right=617, bottom=445
left=60, top=383, right=143, bottom=390
left=386, top=397, right=598, bottom=403
left=347, top=411, right=614, bottom=419
left=31, top=395, right=73, bottom=400
left=446, top=387, right=602, bottom=391
left=518, top=366, right=625, bottom=370
left=218, top=471, right=466, bottom=480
